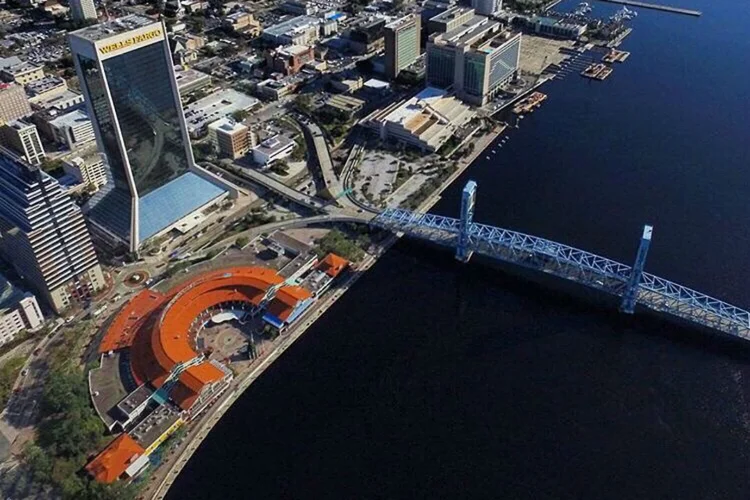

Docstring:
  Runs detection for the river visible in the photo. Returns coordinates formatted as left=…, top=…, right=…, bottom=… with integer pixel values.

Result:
left=167, top=0, right=750, bottom=497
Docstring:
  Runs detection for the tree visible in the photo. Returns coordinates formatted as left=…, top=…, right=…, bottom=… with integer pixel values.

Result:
left=41, top=158, right=64, bottom=175
left=192, top=141, right=216, bottom=162
left=294, top=93, right=313, bottom=113
left=270, top=160, right=289, bottom=176
left=235, top=236, right=249, bottom=248
left=231, top=109, right=248, bottom=122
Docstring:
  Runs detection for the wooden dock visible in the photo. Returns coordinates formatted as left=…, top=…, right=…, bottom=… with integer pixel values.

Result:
left=512, top=92, right=547, bottom=114
left=581, top=63, right=613, bottom=81
left=598, top=0, right=701, bottom=16
left=602, top=49, right=630, bottom=63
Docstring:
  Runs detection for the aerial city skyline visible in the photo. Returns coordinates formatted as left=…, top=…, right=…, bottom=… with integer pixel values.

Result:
left=1, top=0, right=747, bottom=498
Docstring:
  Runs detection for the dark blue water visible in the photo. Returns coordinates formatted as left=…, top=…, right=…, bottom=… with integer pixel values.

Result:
left=167, top=1, right=750, bottom=498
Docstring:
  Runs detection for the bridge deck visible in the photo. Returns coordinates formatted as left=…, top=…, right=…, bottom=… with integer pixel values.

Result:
left=372, top=208, right=750, bottom=341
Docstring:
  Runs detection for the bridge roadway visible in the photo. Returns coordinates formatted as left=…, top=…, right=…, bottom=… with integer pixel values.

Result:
left=371, top=208, right=750, bottom=342
left=204, top=162, right=328, bottom=212
left=298, top=118, right=345, bottom=200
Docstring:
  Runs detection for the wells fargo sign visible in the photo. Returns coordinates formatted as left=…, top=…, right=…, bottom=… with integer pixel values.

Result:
left=98, top=29, right=163, bottom=55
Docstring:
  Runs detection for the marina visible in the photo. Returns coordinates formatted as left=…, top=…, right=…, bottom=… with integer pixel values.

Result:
left=513, top=92, right=548, bottom=114
left=602, top=49, right=630, bottom=63
left=581, top=63, right=614, bottom=80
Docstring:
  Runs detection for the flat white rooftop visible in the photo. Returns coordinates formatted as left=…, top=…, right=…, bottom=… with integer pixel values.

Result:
left=70, top=14, right=156, bottom=42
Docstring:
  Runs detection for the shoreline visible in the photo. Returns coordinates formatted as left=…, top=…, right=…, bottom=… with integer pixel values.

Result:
left=147, top=113, right=508, bottom=500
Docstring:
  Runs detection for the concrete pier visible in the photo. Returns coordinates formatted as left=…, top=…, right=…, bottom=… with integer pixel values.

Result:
left=598, top=0, right=701, bottom=16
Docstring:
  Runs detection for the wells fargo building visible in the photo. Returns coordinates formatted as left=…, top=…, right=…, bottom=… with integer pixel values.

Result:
left=69, top=15, right=230, bottom=252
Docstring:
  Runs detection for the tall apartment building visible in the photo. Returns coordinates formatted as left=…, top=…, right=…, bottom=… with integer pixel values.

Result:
left=208, top=118, right=251, bottom=160
left=48, top=108, right=96, bottom=151
left=426, top=15, right=521, bottom=106
left=0, top=149, right=105, bottom=313
left=64, top=156, right=108, bottom=188
left=385, top=15, right=421, bottom=80
left=69, top=15, right=230, bottom=253
left=0, top=273, right=44, bottom=346
left=472, top=0, right=501, bottom=16
left=0, top=120, right=45, bottom=165
left=0, top=83, right=32, bottom=124
left=71, top=0, right=97, bottom=21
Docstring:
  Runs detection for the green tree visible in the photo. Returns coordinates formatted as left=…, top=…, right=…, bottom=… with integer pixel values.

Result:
left=41, top=158, right=64, bottom=175
left=235, top=236, right=249, bottom=248
left=231, top=109, right=248, bottom=122
left=270, top=160, right=289, bottom=176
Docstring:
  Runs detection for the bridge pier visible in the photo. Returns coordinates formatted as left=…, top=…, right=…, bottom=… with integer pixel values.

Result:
left=456, top=181, right=477, bottom=263
left=620, top=225, right=653, bottom=314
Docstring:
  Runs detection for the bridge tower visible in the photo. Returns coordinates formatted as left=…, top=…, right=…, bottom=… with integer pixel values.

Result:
left=456, top=180, right=477, bottom=263
left=620, top=224, right=653, bottom=314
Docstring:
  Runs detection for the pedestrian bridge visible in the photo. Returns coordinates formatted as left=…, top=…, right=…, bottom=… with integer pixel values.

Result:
left=371, top=181, right=750, bottom=341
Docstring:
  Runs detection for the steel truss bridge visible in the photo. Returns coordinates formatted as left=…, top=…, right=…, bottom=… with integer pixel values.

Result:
left=371, top=181, right=750, bottom=341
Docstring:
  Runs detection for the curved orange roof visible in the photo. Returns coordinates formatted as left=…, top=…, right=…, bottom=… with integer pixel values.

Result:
left=101, top=267, right=288, bottom=389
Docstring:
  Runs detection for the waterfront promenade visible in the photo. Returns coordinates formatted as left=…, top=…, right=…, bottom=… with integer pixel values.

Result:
left=146, top=121, right=506, bottom=500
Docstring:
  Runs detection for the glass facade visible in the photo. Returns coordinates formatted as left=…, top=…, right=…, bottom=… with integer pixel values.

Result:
left=77, top=54, right=129, bottom=190
left=427, top=46, right=456, bottom=89
left=101, top=42, right=191, bottom=197
left=463, top=56, right=486, bottom=97
left=396, top=27, right=419, bottom=73
left=488, top=37, right=520, bottom=92
left=77, top=53, right=133, bottom=241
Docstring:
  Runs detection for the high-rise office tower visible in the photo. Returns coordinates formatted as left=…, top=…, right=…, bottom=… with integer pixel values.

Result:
left=426, top=15, right=521, bottom=106
left=69, top=15, right=229, bottom=253
left=70, top=0, right=97, bottom=22
left=0, top=120, right=45, bottom=165
left=384, top=14, right=422, bottom=80
left=0, top=149, right=105, bottom=313
left=472, top=0, right=501, bottom=16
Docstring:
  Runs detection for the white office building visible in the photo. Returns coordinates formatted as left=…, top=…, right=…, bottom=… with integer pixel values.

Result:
left=0, top=274, right=44, bottom=346
left=48, top=108, right=95, bottom=151
left=472, top=0, right=501, bottom=16
left=70, top=0, right=97, bottom=22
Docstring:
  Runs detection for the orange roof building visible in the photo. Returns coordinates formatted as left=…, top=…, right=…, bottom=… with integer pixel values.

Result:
left=96, top=267, right=317, bottom=415
left=265, top=285, right=313, bottom=326
left=317, top=253, right=349, bottom=278
left=85, top=434, right=146, bottom=484
left=171, top=361, right=227, bottom=411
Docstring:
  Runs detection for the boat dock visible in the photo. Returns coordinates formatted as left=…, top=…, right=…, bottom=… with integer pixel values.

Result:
left=581, top=63, right=613, bottom=80
left=603, top=49, right=630, bottom=63
left=512, top=92, right=547, bottom=114
left=598, top=0, right=701, bottom=16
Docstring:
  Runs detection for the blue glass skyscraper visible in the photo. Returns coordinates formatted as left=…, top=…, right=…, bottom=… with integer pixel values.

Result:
left=69, top=15, right=229, bottom=252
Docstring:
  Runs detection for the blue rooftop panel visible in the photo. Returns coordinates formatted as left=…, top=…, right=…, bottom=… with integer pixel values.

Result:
left=139, top=172, right=226, bottom=241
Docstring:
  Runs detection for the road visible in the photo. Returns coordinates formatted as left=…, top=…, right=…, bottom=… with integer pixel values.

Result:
left=0, top=307, right=90, bottom=454
left=204, top=162, right=327, bottom=212
left=297, top=118, right=345, bottom=201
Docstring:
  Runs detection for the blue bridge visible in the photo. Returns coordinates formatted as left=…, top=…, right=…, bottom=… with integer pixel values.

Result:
left=371, top=181, right=750, bottom=341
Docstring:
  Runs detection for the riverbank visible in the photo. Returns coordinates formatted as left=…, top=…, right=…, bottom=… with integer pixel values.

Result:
left=145, top=106, right=509, bottom=500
